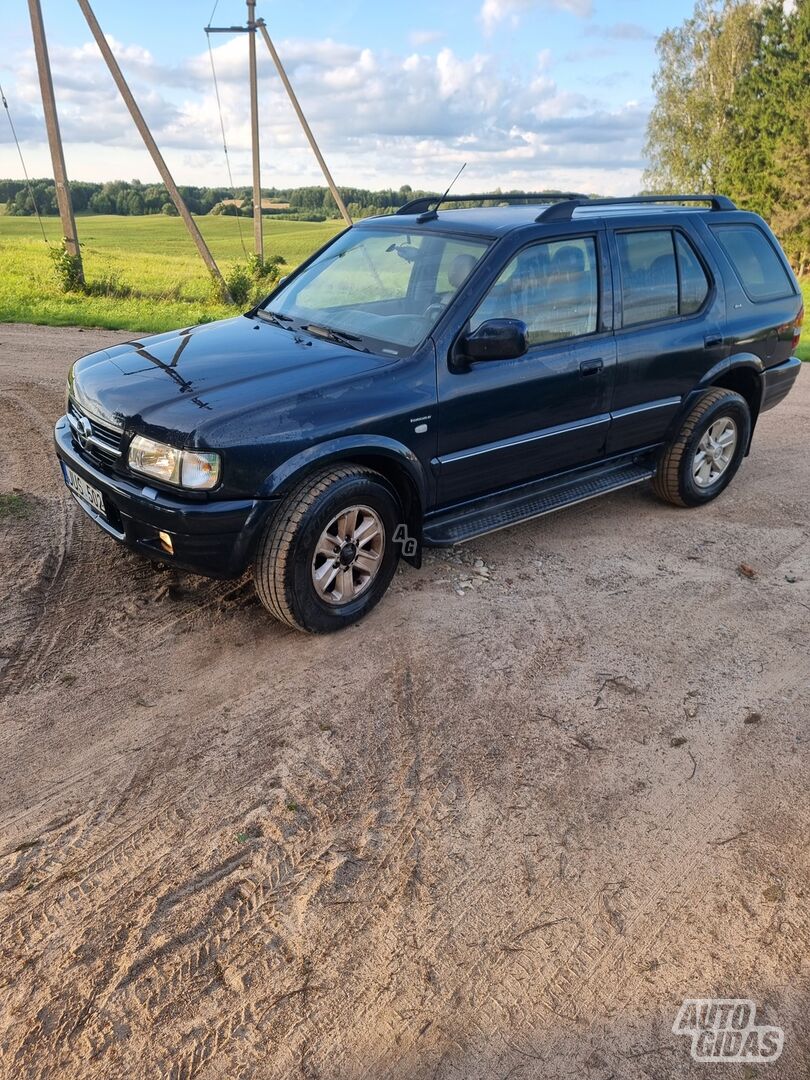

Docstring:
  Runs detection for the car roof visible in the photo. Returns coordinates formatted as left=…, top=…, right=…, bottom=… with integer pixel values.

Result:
left=358, top=197, right=744, bottom=239
left=360, top=204, right=555, bottom=237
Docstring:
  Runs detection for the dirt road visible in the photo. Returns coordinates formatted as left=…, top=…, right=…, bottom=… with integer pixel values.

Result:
left=0, top=322, right=808, bottom=1079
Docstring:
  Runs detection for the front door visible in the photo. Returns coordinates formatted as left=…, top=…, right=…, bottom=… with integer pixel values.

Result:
left=434, top=231, right=616, bottom=506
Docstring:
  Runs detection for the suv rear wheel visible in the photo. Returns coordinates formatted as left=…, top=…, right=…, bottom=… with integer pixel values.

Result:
left=254, top=465, right=401, bottom=633
left=653, top=388, right=751, bottom=507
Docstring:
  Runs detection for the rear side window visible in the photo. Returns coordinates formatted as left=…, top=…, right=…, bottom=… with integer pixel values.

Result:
left=616, top=229, right=710, bottom=326
left=675, top=233, right=710, bottom=314
left=710, top=224, right=794, bottom=302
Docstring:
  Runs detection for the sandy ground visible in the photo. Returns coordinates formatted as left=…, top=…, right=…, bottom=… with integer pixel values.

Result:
left=0, top=321, right=808, bottom=1080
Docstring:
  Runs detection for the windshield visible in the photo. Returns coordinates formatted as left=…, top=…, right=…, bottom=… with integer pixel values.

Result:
left=259, top=226, right=490, bottom=355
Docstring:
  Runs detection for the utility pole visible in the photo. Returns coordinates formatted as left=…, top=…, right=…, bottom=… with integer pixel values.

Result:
left=207, top=5, right=352, bottom=233
left=247, top=0, right=263, bottom=259
left=257, top=20, right=352, bottom=226
left=76, top=0, right=230, bottom=300
left=28, top=0, right=83, bottom=282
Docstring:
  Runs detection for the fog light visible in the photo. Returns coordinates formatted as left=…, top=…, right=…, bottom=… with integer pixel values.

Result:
left=158, top=530, right=174, bottom=555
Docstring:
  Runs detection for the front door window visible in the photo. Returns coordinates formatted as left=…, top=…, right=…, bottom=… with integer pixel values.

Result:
left=470, top=236, right=599, bottom=345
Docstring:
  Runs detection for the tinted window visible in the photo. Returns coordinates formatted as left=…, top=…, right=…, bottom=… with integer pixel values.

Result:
left=617, top=230, right=678, bottom=326
left=711, top=224, right=794, bottom=302
left=675, top=232, right=710, bottom=315
left=435, top=239, right=488, bottom=297
left=471, top=236, right=598, bottom=345
left=295, top=231, right=422, bottom=308
left=268, top=228, right=488, bottom=351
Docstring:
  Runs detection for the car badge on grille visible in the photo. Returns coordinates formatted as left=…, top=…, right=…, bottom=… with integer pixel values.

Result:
left=76, top=416, right=93, bottom=447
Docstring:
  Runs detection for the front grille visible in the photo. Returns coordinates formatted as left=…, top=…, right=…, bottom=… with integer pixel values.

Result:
left=67, top=398, right=124, bottom=466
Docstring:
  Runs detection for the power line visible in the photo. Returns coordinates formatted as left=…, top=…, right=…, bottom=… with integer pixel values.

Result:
left=206, top=31, right=248, bottom=256
left=0, top=81, right=49, bottom=245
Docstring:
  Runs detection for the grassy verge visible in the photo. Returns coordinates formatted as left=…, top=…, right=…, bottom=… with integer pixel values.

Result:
left=0, top=214, right=342, bottom=333
left=798, top=279, right=810, bottom=361
left=0, top=493, right=31, bottom=520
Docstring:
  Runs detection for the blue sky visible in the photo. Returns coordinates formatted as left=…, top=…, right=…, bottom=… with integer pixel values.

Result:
left=0, top=0, right=698, bottom=194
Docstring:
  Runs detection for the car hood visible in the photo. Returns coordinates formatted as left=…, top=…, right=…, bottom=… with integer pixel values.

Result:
left=69, top=315, right=396, bottom=445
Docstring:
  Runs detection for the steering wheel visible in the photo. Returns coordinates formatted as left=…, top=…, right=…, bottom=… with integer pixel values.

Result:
left=425, top=302, right=447, bottom=321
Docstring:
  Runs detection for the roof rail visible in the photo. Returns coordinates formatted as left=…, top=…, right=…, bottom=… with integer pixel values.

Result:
left=396, top=192, right=588, bottom=216
left=536, top=193, right=737, bottom=223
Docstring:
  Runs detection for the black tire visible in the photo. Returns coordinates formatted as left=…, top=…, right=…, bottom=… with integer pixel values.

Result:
left=653, top=388, right=751, bottom=507
left=254, top=465, right=401, bottom=633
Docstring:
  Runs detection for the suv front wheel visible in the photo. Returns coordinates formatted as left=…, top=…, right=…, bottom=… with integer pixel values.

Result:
left=254, top=465, right=401, bottom=633
left=653, top=388, right=752, bottom=507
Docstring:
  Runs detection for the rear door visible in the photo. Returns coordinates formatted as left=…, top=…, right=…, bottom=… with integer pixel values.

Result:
left=606, top=221, right=726, bottom=455
left=434, top=229, right=616, bottom=506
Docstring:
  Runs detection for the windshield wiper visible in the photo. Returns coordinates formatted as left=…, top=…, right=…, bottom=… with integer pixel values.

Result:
left=256, top=309, right=294, bottom=328
left=301, top=324, right=369, bottom=351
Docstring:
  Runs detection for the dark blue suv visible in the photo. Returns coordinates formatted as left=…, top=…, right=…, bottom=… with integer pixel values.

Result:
left=55, top=193, right=804, bottom=632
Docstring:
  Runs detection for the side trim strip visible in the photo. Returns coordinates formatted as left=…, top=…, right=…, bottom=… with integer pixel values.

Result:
left=610, top=396, right=681, bottom=420
left=438, top=413, right=610, bottom=466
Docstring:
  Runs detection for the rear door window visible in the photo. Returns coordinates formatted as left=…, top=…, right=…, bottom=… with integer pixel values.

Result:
left=710, top=224, right=794, bottom=302
left=616, top=229, right=711, bottom=326
left=616, top=231, right=678, bottom=326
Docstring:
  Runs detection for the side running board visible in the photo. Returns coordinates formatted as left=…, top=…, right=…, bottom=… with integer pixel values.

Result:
left=424, top=460, right=654, bottom=546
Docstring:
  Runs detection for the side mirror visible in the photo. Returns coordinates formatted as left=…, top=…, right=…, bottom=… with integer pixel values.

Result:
left=455, top=319, right=528, bottom=367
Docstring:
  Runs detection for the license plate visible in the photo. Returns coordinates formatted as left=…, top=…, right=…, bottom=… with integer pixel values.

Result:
left=62, top=463, right=107, bottom=519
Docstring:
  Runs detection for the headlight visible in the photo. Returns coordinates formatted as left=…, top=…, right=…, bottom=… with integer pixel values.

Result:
left=128, top=435, right=220, bottom=490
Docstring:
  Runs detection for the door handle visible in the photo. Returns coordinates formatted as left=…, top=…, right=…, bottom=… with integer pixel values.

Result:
left=704, top=334, right=723, bottom=348
left=580, top=358, right=604, bottom=377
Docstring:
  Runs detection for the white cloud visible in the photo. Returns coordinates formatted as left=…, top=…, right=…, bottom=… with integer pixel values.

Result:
left=0, top=31, right=646, bottom=195
left=537, top=49, right=553, bottom=71
left=584, top=22, right=656, bottom=41
left=408, top=29, right=444, bottom=47
left=480, top=0, right=592, bottom=35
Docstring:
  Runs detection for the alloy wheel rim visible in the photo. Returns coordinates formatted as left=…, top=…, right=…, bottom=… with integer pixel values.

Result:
left=311, top=504, right=385, bottom=605
left=692, top=416, right=738, bottom=488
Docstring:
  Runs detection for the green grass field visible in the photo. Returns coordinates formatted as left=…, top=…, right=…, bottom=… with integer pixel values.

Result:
left=0, top=214, right=342, bottom=333
left=0, top=213, right=808, bottom=355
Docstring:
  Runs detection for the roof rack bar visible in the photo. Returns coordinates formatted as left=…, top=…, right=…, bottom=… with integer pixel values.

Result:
left=397, top=192, right=588, bottom=216
left=536, top=193, right=737, bottom=223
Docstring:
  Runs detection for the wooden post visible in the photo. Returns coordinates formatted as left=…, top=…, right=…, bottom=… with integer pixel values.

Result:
left=257, top=20, right=352, bottom=226
left=28, top=0, right=84, bottom=282
left=247, top=0, right=263, bottom=259
left=76, top=0, right=231, bottom=300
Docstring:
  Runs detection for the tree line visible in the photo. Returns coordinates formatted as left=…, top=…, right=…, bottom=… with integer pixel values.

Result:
left=0, top=179, right=228, bottom=218
left=0, top=179, right=595, bottom=224
left=644, top=0, right=810, bottom=274
left=0, top=179, right=438, bottom=222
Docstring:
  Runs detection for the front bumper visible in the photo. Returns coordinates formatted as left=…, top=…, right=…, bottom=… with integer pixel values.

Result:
left=54, top=416, right=274, bottom=578
left=761, top=356, right=802, bottom=412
